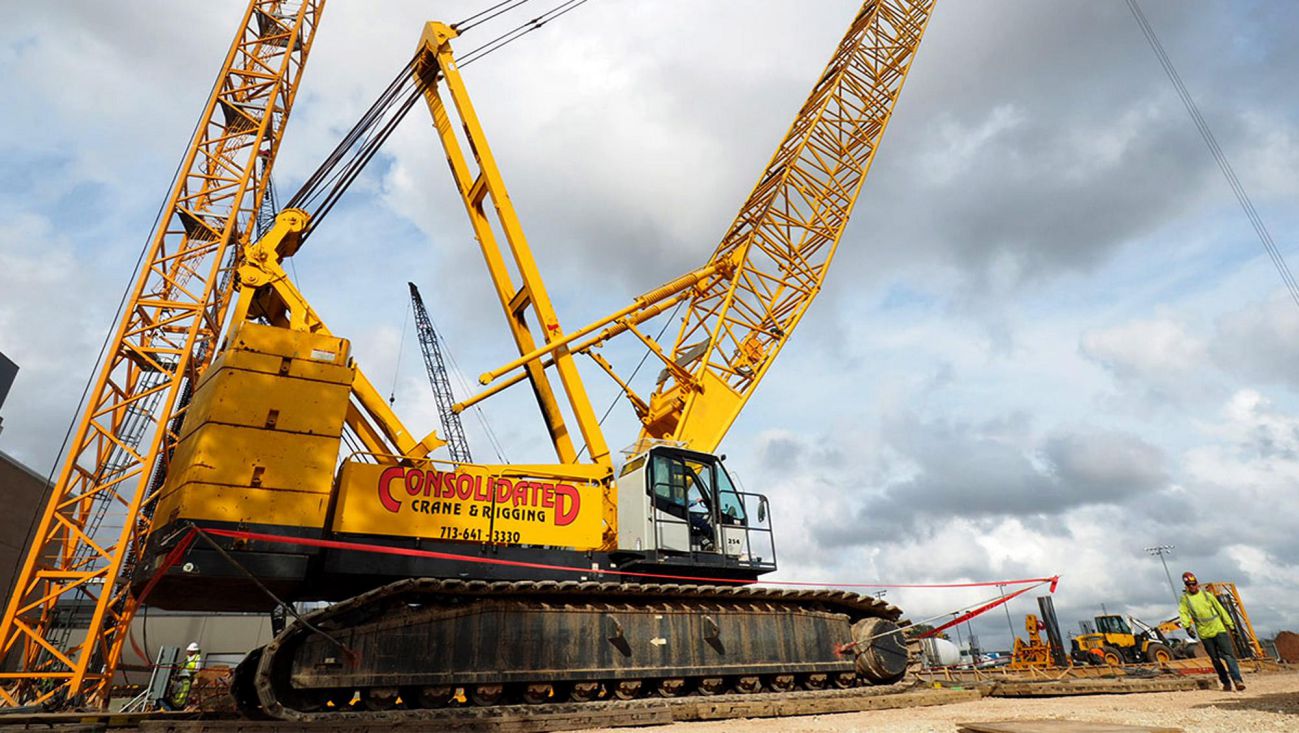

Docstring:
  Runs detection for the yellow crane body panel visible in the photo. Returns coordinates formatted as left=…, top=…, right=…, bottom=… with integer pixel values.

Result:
left=331, top=460, right=606, bottom=548
left=152, top=322, right=352, bottom=530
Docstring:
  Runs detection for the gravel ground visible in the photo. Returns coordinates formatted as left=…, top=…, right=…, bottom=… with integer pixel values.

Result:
left=578, top=672, right=1299, bottom=733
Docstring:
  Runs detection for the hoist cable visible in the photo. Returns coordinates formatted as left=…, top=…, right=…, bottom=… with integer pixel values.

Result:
left=436, top=318, right=510, bottom=463
left=284, top=0, right=600, bottom=239
left=389, top=299, right=411, bottom=404
left=454, top=0, right=534, bottom=34
left=286, top=55, right=428, bottom=239
left=303, top=82, right=427, bottom=237
left=1126, top=0, right=1299, bottom=309
left=5, top=60, right=230, bottom=602
left=457, top=0, right=594, bottom=68
left=288, top=56, right=415, bottom=207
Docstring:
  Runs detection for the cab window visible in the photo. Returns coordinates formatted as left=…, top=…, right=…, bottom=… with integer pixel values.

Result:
left=650, top=454, right=689, bottom=515
left=715, top=463, right=747, bottom=525
left=1097, top=616, right=1131, bottom=635
left=650, top=453, right=717, bottom=521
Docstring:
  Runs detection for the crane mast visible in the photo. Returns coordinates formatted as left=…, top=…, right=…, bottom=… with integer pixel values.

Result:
left=408, top=282, right=473, bottom=463
left=0, top=0, right=325, bottom=708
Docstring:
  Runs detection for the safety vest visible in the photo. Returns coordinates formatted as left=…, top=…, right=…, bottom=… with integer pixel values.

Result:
left=178, top=653, right=201, bottom=678
left=1179, top=590, right=1233, bottom=639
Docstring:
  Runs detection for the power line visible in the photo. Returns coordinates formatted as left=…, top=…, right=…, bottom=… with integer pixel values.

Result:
left=1126, top=0, right=1299, bottom=309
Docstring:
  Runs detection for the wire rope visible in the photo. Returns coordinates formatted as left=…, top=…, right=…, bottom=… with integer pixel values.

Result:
left=1126, top=0, right=1299, bottom=309
left=457, top=0, right=595, bottom=68
left=434, top=313, right=510, bottom=463
left=455, top=0, right=534, bottom=33
left=389, top=298, right=411, bottom=404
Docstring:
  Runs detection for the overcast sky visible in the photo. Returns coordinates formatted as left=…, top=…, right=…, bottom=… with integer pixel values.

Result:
left=2, top=0, right=1298, bottom=652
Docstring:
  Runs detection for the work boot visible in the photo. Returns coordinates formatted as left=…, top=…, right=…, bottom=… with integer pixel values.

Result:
left=1235, top=681, right=1247, bottom=692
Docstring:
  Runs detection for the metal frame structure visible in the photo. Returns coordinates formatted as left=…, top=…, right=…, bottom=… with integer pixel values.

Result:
left=0, top=0, right=325, bottom=707
left=416, top=22, right=612, bottom=470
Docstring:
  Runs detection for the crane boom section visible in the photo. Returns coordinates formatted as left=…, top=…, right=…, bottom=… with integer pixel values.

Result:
left=415, top=23, right=611, bottom=470
left=643, top=0, right=937, bottom=451
left=0, top=0, right=325, bottom=708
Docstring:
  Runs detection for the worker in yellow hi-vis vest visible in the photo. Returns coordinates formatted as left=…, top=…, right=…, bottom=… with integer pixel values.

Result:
left=1178, top=572, right=1244, bottom=692
left=171, top=642, right=203, bottom=708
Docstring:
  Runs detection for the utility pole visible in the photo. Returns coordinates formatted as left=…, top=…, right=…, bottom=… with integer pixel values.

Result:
left=1145, top=544, right=1179, bottom=605
left=998, top=583, right=1017, bottom=643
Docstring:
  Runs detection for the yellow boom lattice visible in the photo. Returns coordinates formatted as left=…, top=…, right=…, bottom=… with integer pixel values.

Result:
left=0, top=0, right=324, bottom=707
left=644, top=0, right=937, bottom=451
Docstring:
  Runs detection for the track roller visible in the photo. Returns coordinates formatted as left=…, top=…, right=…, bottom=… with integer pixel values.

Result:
left=851, top=617, right=909, bottom=684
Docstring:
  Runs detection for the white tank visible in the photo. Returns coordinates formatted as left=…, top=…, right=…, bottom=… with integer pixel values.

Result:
left=921, top=637, right=962, bottom=667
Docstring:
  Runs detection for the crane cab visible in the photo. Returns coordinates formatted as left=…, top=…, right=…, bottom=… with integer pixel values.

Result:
left=614, top=446, right=775, bottom=574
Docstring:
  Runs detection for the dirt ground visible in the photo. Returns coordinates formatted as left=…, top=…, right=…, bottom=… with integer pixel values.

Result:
left=578, top=671, right=1299, bottom=733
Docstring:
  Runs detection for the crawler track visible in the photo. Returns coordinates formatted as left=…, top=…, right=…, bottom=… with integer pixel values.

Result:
left=239, top=578, right=913, bottom=720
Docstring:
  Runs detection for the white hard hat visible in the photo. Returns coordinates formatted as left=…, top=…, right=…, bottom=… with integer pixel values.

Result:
left=186, top=642, right=201, bottom=652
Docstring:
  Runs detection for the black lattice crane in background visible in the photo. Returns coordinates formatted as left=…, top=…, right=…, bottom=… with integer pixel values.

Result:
left=408, top=282, right=472, bottom=463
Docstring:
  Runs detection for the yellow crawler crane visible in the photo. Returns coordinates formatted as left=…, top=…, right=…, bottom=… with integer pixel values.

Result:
left=3, top=0, right=939, bottom=714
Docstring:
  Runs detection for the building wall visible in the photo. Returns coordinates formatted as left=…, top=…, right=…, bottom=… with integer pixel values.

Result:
left=0, top=450, right=49, bottom=612
left=119, top=612, right=275, bottom=685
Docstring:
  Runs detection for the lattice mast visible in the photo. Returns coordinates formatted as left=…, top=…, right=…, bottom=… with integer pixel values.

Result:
left=0, top=0, right=325, bottom=708
left=408, top=282, right=472, bottom=463
left=643, top=0, right=938, bottom=452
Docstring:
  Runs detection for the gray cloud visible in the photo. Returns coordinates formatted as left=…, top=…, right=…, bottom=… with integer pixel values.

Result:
left=1211, top=295, right=1299, bottom=390
left=758, top=413, right=1179, bottom=551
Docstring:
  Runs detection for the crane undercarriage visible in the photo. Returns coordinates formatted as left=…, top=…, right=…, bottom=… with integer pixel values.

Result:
left=233, top=579, right=911, bottom=718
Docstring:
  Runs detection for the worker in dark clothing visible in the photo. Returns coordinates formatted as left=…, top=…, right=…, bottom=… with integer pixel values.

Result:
left=1178, top=572, right=1244, bottom=692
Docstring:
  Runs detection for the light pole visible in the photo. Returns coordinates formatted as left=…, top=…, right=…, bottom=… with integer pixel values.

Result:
left=1145, top=544, right=1179, bottom=605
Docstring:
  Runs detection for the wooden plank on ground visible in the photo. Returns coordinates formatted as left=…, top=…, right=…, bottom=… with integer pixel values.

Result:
left=959, top=721, right=1182, bottom=733
left=0, top=710, right=199, bottom=732
left=676, top=687, right=980, bottom=721
left=140, top=704, right=674, bottom=733
left=988, top=678, right=1206, bottom=698
left=134, top=686, right=980, bottom=732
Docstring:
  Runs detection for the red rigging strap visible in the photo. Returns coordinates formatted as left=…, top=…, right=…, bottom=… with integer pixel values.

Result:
left=176, top=527, right=1058, bottom=592
left=915, top=582, right=1047, bottom=639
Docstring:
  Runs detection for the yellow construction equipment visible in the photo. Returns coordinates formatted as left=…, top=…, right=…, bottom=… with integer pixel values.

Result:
left=1008, top=614, right=1053, bottom=670
left=1071, top=614, right=1177, bottom=666
left=1070, top=584, right=1263, bottom=668
left=2, top=0, right=940, bottom=714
